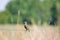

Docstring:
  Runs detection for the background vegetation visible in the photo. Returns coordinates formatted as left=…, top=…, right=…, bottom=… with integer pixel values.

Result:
left=0, top=0, right=60, bottom=26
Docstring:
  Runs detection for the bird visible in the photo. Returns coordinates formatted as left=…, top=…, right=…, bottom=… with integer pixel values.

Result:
left=24, top=21, right=30, bottom=31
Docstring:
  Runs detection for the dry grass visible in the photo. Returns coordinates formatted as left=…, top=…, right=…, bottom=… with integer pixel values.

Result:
left=0, top=25, right=60, bottom=40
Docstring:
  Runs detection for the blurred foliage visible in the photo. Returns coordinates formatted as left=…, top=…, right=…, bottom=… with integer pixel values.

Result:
left=0, top=0, right=59, bottom=25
